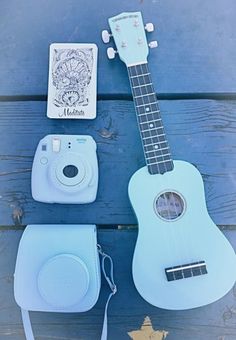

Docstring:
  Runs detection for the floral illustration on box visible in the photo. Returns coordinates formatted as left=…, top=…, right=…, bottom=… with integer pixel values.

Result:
left=52, top=48, right=93, bottom=107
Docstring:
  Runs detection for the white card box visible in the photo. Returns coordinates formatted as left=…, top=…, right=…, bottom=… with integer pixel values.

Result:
left=47, top=43, right=97, bottom=119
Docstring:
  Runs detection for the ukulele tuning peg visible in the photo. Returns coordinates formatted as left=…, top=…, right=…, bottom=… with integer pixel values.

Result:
left=107, top=47, right=117, bottom=59
left=145, top=23, right=155, bottom=32
left=149, top=40, right=158, bottom=49
left=102, top=30, right=112, bottom=43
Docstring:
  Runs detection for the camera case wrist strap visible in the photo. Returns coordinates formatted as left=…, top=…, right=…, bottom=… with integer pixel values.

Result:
left=14, top=225, right=117, bottom=340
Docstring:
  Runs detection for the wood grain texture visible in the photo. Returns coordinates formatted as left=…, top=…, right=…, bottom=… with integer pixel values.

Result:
left=0, top=99, right=236, bottom=226
left=1, top=0, right=236, bottom=96
left=1, top=228, right=236, bottom=340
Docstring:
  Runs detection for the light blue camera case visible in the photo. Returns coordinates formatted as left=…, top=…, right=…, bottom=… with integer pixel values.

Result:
left=14, top=224, right=101, bottom=312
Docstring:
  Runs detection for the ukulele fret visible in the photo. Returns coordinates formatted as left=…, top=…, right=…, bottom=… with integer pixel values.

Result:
left=142, top=127, right=163, bottom=133
left=138, top=110, right=160, bottom=117
left=146, top=153, right=171, bottom=161
left=132, top=83, right=152, bottom=88
left=142, top=134, right=166, bottom=142
left=144, top=141, right=167, bottom=151
left=142, top=130, right=164, bottom=140
left=142, top=135, right=166, bottom=144
left=133, top=85, right=154, bottom=97
left=145, top=146, right=169, bottom=152
left=140, top=118, right=162, bottom=124
left=138, top=114, right=159, bottom=119
left=139, top=110, right=161, bottom=115
left=134, top=92, right=156, bottom=98
left=147, top=158, right=172, bottom=165
left=138, top=106, right=160, bottom=115
left=145, top=147, right=170, bottom=157
left=130, top=72, right=150, bottom=78
left=136, top=102, right=157, bottom=107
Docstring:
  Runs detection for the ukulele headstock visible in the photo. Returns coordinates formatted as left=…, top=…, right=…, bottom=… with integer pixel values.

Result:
left=102, top=12, right=157, bottom=66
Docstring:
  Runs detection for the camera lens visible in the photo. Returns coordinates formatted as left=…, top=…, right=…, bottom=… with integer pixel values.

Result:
left=63, top=165, right=79, bottom=178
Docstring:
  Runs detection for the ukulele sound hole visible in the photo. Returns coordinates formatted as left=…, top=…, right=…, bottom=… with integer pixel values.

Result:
left=155, top=191, right=185, bottom=221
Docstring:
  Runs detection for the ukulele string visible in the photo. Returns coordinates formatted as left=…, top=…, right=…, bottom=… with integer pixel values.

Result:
left=140, top=65, right=175, bottom=221
left=127, top=26, right=183, bottom=265
left=136, top=63, right=178, bottom=260
left=140, top=63, right=185, bottom=267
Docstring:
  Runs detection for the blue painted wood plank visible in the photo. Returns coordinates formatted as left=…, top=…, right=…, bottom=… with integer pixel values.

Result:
left=0, top=99, right=236, bottom=226
left=1, top=0, right=236, bottom=96
left=1, top=229, right=236, bottom=339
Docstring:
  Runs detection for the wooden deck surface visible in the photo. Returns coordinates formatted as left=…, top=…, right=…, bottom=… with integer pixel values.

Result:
left=1, top=0, right=236, bottom=339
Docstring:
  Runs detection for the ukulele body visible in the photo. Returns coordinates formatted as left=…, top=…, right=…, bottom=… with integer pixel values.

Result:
left=129, top=160, right=236, bottom=310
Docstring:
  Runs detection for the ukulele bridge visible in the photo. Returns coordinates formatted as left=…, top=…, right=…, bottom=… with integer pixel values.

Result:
left=165, top=261, right=207, bottom=281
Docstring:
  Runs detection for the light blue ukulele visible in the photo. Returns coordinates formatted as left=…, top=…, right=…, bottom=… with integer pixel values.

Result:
left=103, top=11, right=236, bottom=310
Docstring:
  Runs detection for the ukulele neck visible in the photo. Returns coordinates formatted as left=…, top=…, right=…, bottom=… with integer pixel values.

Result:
left=127, top=62, right=174, bottom=174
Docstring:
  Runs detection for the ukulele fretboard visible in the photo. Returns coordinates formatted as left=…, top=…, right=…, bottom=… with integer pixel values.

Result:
left=128, top=63, right=174, bottom=175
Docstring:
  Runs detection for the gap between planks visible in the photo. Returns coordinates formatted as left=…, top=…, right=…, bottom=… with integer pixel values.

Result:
left=1, top=93, right=236, bottom=102
left=0, top=225, right=236, bottom=231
